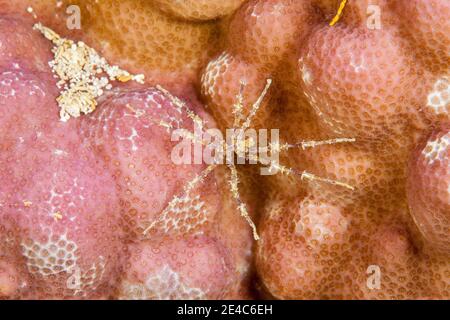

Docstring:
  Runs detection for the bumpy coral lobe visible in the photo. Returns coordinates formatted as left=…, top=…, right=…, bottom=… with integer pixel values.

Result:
left=1, top=0, right=449, bottom=300
left=0, top=67, right=123, bottom=298
left=299, top=24, right=427, bottom=140
left=80, top=88, right=218, bottom=240
left=228, top=0, right=317, bottom=67
left=393, top=0, right=450, bottom=73
left=9, top=151, right=123, bottom=299
left=256, top=197, right=353, bottom=299
left=407, top=127, right=450, bottom=253
left=118, top=235, right=232, bottom=299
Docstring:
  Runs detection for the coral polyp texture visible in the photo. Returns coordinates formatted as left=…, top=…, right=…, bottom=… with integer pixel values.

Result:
left=0, top=0, right=449, bottom=300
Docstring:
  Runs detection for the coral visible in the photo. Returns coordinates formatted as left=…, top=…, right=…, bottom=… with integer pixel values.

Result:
left=407, top=126, right=450, bottom=253
left=0, top=0, right=449, bottom=300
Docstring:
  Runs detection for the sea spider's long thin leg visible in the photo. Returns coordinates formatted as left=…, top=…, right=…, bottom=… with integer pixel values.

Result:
left=233, top=81, right=246, bottom=128
left=264, top=138, right=356, bottom=155
left=143, top=164, right=217, bottom=235
left=268, top=162, right=355, bottom=191
left=232, top=78, right=272, bottom=161
left=228, top=164, right=260, bottom=240
left=241, top=79, right=272, bottom=131
left=156, top=85, right=205, bottom=127
left=300, top=171, right=354, bottom=190
left=281, top=137, right=356, bottom=151
left=149, top=78, right=356, bottom=242
left=261, top=137, right=356, bottom=190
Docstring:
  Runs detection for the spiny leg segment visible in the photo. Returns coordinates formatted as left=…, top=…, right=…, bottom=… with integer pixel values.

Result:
left=228, top=164, right=260, bottom=240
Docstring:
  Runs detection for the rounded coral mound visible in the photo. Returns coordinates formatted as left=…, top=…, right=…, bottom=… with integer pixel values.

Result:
left=0, top=0, right=449, bottom=300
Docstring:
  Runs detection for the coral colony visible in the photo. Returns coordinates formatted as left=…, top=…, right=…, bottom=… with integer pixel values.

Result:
left=0, top=0, right=448, bottom=300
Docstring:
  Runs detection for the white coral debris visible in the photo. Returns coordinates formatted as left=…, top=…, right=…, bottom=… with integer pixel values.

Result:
left=33, top=23, right=144, bottom=121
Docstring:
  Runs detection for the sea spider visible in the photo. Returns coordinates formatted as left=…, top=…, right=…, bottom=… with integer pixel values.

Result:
left=143, top=79, right=355, bottom=240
